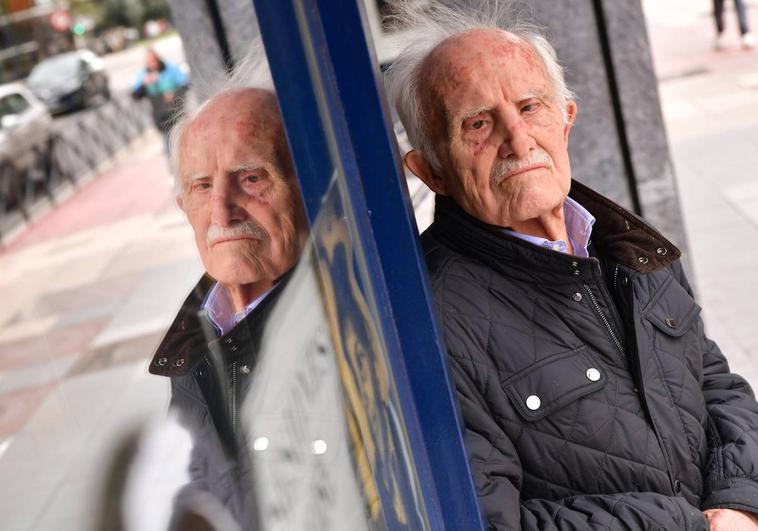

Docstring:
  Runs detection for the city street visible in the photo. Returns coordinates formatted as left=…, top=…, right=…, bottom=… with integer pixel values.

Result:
left=0, top=3, right=758, bottom=528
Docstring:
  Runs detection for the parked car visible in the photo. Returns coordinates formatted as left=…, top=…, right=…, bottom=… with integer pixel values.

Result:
left=0, top=83, right=53, bottom=213
left=26, top=50, right=110, bottom=115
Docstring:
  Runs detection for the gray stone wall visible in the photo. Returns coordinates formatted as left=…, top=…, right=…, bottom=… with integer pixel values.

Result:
left=216, top=0, right=260, bottom=66
left=165, top=0, right=230, bottom=101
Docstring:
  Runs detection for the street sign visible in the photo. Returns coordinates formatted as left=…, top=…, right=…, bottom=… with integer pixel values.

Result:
left=49, top=10, right=72, bottom=33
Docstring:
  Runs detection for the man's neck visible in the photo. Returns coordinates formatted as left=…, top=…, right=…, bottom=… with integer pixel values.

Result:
left=226, top=280, right=276, bottom=313
left=508, top=205, right=573, bottom=254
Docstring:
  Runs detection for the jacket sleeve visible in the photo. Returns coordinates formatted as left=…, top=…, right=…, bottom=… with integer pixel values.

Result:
left=449, top=353, right=709, bottom=530
left=671, top=262, right=758, bottom=512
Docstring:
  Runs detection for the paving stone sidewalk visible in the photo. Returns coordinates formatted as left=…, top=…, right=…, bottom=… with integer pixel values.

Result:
left=0, top=131, right=202, bottom=530
left=644, top=0, right=758, bottom=385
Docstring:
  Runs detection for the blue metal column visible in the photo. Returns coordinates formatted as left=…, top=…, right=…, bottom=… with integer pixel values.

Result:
left=253, top=1, right=484, bottom=529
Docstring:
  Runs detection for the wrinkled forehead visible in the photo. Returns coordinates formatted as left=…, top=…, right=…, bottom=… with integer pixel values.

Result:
left=179, top=90, right=291, bottom=175
left=421, top=29, right=550, bottom=116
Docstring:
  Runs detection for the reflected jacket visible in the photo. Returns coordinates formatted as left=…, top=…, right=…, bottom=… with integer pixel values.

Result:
left=149, top=275, right=289, bottom=530
left=422, top=181, right=758, bottom=530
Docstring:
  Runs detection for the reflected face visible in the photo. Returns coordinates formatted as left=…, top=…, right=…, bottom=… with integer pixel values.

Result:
left=178, top=89, right=308, bottom=291
left=417, top=29, right=576, bottom=227
left=145, top=50, right=161, bottom=71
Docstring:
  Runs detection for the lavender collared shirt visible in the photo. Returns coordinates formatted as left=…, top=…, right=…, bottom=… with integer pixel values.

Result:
left=502, top=196, right=596, bottom=257
left=202, top=281, right=277, bottom=336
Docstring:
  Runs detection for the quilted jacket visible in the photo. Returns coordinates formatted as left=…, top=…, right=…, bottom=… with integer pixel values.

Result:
left=149, top=275, right=290, bottom=529
left=422, top=181, right=758, bottom=530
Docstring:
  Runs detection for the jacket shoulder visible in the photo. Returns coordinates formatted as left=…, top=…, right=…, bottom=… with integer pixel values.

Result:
left=422, top=228, right=492, bottom=288
left=421, top=228, right=499, bottom=369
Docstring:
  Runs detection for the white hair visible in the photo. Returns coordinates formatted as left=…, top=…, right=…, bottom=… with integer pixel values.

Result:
left=384, top=0, right=576, bottom=170
left=168, top=38, right=275, bottom=191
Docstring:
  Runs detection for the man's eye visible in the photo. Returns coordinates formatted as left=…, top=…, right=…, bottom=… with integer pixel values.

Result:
left=522, top=102, right=541, bottom=113
left=465, top=117, right=488, bottom=131
left=192, top=182, right=211, bottom=191
left=244, top=174, right=260, bottom=184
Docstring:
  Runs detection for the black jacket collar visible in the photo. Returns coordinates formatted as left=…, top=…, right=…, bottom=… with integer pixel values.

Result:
left=428, top=180, right=680, bottom=283
left=149, top=272, right=291, bottom=378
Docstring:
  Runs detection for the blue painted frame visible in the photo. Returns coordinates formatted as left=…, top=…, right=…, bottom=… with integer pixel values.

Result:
left=252, top=1, right=484, bottom=529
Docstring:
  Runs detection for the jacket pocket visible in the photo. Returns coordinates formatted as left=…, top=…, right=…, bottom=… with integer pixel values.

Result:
left=642, top=275, right=701, bottom=338
left=502, top=346, right=607, bottom=422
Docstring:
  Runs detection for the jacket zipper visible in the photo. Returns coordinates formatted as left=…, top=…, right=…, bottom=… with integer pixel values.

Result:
left=231, top=360, right=238, bottom=433
left=583, top=283, right=624, bottom=357
left=612, top=264, right=620, bottom=293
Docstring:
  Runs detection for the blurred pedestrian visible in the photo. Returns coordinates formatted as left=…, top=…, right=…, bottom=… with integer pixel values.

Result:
left=713, top=0, right=755, bottom=50
left=131, top=48, right=189, bottom=152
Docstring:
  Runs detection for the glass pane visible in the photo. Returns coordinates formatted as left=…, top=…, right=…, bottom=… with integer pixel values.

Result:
left=0, top=3, right=437, bottom=529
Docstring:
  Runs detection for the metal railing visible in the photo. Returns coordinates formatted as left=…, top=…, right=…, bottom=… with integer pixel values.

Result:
left=0, top=94, right=154, bottom=241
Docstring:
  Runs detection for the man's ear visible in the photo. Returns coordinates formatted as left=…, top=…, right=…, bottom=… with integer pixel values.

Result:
left=563, top=101, right=578, bottom=142
left=404, top=150, right=448, bottom=195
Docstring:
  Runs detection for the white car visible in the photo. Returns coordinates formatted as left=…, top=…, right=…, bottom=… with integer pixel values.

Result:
left=0, top=83, right=54, bottom=211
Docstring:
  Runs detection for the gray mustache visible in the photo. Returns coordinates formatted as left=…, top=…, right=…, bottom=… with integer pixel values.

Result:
left=206, top=222, right=267, bottom=246
left=491, top=149, right=554, bottom=186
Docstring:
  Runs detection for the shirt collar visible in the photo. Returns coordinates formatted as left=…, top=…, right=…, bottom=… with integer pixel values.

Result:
left=202, top=282, right=277, bottom=336
left=501, top=196, right=595, bottom=258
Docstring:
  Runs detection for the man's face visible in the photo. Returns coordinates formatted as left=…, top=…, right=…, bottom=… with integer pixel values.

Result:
left=177, top=89, right=308, bottom=293
left=145, top=51, right=160, bottom=71
left=408, top=29, right=577, bottom=227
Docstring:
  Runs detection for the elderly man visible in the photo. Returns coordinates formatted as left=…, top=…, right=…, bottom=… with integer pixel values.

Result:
left=148, top=58, right=308, bottom=527
left=386, top=4, right=758, bottom=530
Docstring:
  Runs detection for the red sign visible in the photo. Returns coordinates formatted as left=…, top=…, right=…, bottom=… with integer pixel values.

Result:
left=49, top=10, right=72, bottom=33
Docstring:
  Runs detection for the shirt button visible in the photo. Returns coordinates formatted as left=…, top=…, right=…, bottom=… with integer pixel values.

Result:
left=572, top=292, right=583, bottom=302
left=665, top=317, right=678, bottom=329
left=173, top=358, right=185, bottom=367
left=157, top=357, right=168, bottom=367
left=673, top=479, right=682, bottom=494
left=586, top=368, right=601, bottom=382
left=526, top=395, right=541, bottom=411
left=638, top=256, right=649, bottom=264
left=240, top=364, right=251, bottom=374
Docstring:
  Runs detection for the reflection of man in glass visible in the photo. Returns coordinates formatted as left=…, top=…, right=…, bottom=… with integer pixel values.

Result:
left=148, top=48, right=308, bottom=528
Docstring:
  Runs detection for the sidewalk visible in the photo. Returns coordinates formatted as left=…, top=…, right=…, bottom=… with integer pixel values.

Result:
left=0, top=131, right=202, bottom=531
left=644, top=0, right=758, bottom=386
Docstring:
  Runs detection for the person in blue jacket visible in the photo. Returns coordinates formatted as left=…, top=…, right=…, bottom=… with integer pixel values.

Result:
left=132, top=48, right=189, bottom=153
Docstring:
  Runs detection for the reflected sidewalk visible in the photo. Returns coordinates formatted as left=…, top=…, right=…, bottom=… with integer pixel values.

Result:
left=0, top=131, right=202, bottom=531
